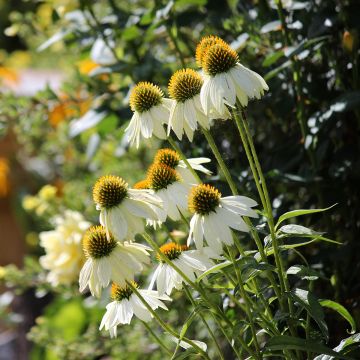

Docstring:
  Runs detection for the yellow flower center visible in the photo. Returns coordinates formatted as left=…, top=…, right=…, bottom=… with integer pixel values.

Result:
left=83, top=226, right=117, bottom=259
left=203, top=43, right=238, bottom=76
left=147, top=163, right=180, bottom=191
left=93, top=175, right=128, bottom=209
left=111, top=281, right=138, bottom=301
left=188, top=184, right=221, bottom=215
left=133, top=179, right=150, bottom=189
left=168, top=69, right=203, bottom=103
left=154, top=148, right=180, bottom=169
left=195, top=35, right=228, bottom=68
left=157, top=242, right=188, bottom=262
left=129, top=82, right=163, bottom=113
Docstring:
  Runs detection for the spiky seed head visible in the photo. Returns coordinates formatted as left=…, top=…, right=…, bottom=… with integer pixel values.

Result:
left=111, top=281, right=138, bottom=301
left=83, top=226, right=117, bottom=259
left=147, top=163, right=180, bottom=191
left=203, top=43, right=238, bottom=76
left=195, top=35, right=229, bottom=68
left=133, top=179, right=150, bottom=189
left=129, top=82, right=163, bottom=113
left=93, top=175, right=128, bottom=209
left=154, top=148, right=180, bottom=169
left=188, top=184, right=221, bottom=215
left=157, top=242, right=188, bottom=262
left=168, top=68, right=203, bottom=103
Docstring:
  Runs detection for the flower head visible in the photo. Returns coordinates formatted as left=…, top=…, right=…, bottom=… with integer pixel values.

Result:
left=79, top=226, right=151, bottom=298
left=153, top=148, right=212, bottom=185
left=188, top=184, right=258, bottom=254
left=149, top=242, right=217, bottom=295
left=199, top=36, right=269, bottom=118
left=125, top=82, right=174, bottom=148
left=195, top=35, right=228, bottom=68
left=100, top=282, right=171, bottom=337
left=39, top=210, right=90, bottom=286
left=168, top=69, right=210, bottom=141
left=93, top=175, right=163, bottom=241
left=93, top=175, right=128, bottom=209
left=146, top=163, right=189, bottom=221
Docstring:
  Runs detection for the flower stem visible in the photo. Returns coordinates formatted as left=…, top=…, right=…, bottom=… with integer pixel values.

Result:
left=227, top=247, right=262, bottom=359
left=183, top=285, right=225, bottom=360
left=168, top=136, right=202, bottom=183
left=201, top=128, right=238, bottom=194
left=142, top=232, right=251, bottom=358
left=142, top=321, right=172, bottom=355
left=235, top=108, right=299, bottom=347
left=202, top=126, right=282, bottom=303
left=127, top=282, right=210, bottom=359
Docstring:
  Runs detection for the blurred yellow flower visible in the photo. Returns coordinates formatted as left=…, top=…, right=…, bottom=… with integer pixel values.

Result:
left=343, top=30, right=357, bottom=53
left=0, top=266, right=6, bottom=279
left=0, top=158, right=10, bottom=198
left=0, top=67, right=18, bottom=86
left=77, top=59, right=99, bottom=75
left=22, top=195, right=40, bottom=211
left=38, top=184, right=57, bottom=201
left=39, top=210, right=91, bottom=286
left=48, top=96, right=91, bottom=127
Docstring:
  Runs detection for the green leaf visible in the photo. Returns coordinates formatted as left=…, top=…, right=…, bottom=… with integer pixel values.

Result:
left=275, top=205, right=337, bottom=230
left=290, top=289, right=328, bottom=340
left=262, top=50, right=285, bottom=67
left=265, top=336, right=354, bottom=359
left=122, top=25, right=141, bottom=41
left=320, top=300, right=356, bottom=334
left=287, top=265, right=325, bottom=281
left=314, top=333, right=360, bottom=359
left=278, top=224, right=322, bottom=235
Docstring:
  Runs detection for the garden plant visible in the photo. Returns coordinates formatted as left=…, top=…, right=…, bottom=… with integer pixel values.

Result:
left=0, top=0, right=359, bottom=359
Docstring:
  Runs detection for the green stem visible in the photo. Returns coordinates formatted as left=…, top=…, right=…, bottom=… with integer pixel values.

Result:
left=166, top=25, right=186, bottom=67
left=142, top=321, right=172, bottom=355
left=142, top=232, right=252, bottom=357
left=168, top=136, right=202, bottom=183
left=227, top=247, right=262, bottom=359
left=237, top=109, right=299, bottom=349
left=203, top=125, right=283, bottom=304
left=127, top=282, right=210, bottom=359
left=202, top=128, right=238, bottom=194
left=183, top=285, right=225, bottom=360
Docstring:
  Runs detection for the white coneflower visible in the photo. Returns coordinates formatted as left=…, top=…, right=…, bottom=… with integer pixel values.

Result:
left=93, top=175, right=163, bottom=241
left=149, top=242, right=217, bottom=296
left=146, top=163, right=190, bottom=221
left=197, top=36, right=269, bottom=118
left=79, top=226, right=151, bottom=298
left=187, top=184, right=258, bottom=254
left=99, top=282, right=171, bottom=337
left=154, top=148, right=211, bottom=185
left=125, top=82, right=174, bottom=148
left=167, top=69, right=211, bottom=141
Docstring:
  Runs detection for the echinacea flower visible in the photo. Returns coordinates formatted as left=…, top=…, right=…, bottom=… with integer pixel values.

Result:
left=93, top=175, right=163, bottom=241
left=187, top=184, right=258, bottom=254
left=198, top=36, right=269, bottom=118
left=39, top=210, right=90, bottom=286
left=99, top=282, right=171, bottom=337
left=125, top=82, right=174, bottom=148
left=149, top=242, right=217, bottom=295
left=154, top=148, right=211, bottom=185
left=167, top=69, right=210, bottom=141
left=147, top=163, right=190, bottom=221
left=79, top=226, right=151, bottom=298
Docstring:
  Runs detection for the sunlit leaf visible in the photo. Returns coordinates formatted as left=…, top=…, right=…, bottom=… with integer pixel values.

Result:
left=320, top=300, right=356, bottom=334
